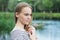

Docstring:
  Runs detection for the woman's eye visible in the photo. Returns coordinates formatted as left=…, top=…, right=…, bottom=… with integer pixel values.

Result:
left=30, top=14, right=32, bottom=16
left=25, top=14, right=29, bottom=16
left=24, top=13, right=32, bottom=16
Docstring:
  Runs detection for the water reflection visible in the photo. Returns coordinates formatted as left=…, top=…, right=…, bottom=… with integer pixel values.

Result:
left=32, top=20, right=60, bottom=40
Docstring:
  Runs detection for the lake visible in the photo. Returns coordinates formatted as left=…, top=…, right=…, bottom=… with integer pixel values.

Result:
left=32, top=20, right=60, bottom=40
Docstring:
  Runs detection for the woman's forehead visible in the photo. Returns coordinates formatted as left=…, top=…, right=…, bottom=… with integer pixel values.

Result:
left=21, top=7, right=32, bottom=14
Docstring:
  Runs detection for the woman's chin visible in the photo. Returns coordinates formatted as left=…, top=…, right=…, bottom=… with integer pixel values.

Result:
left=24, top=23, right=30, bottom=25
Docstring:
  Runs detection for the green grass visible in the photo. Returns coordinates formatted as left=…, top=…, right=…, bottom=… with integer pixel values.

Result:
left=0, top=12, right=15, bottom=34
left=33, top=12, right=60, bottom=20
left=0, top=12, right=60, bottom=20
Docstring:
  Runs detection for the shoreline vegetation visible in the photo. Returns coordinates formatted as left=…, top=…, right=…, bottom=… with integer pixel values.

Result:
left=33, top=12, right=60, bottom=20
left=0, top=12, right=60, bottom=20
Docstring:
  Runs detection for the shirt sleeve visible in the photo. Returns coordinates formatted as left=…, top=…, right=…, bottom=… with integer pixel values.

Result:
left=10, top=30, right=30, bottom=40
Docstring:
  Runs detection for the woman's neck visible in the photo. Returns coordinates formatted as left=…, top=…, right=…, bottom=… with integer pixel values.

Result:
left=15, top=21, right=25, bottom=31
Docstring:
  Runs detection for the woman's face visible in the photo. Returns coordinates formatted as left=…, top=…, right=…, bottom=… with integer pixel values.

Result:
left=16, top=7, right=32, bottom=25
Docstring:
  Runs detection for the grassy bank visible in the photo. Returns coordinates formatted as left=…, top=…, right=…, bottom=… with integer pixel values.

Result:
left=33, top=12, right=60, bottom=20
left=0, top=12, right=15, bottom=33
left=0, top=12, right=60, bottom=20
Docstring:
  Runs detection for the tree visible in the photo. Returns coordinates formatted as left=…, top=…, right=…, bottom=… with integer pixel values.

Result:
left=36, top=0, right=53, bottom=12
left=0, top=0, right=9, bottom=11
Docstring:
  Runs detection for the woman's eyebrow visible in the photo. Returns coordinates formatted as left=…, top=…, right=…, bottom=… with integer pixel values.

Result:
left=25, top=13, right=32, bottom=14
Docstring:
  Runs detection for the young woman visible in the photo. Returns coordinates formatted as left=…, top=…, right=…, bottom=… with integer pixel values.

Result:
left=10, top=2, right=37, bottom=40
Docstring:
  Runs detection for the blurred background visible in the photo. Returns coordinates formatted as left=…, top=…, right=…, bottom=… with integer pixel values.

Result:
left=0, top=0, right=60, bottom=40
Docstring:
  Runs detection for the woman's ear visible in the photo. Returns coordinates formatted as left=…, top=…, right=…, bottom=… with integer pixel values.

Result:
left=15, top=12, right=19, bottom=18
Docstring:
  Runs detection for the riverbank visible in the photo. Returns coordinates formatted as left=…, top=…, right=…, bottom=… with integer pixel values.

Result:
left=33, top=12, right=60, bottom=20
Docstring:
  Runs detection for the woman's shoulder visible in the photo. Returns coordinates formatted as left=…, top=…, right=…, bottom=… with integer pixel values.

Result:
left=11, top=29, right=28, bottom=35
left=11, top=26, right=28, bottom=35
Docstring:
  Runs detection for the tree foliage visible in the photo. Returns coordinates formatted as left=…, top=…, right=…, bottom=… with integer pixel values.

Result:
left=0, top=0, right=60, bottom=12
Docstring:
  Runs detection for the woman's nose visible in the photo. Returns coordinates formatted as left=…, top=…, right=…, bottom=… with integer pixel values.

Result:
left=27, top=16, right=31, bottom=19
